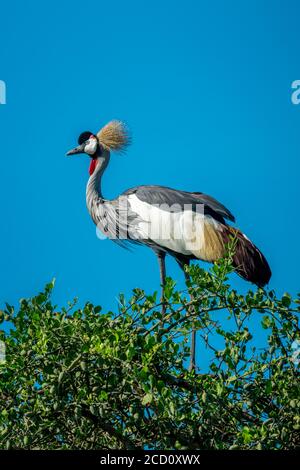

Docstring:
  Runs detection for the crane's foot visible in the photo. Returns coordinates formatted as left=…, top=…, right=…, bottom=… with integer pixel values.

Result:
left=157, top=251, right=167, bottom=320
left=188, top=354, right=196, bottom=372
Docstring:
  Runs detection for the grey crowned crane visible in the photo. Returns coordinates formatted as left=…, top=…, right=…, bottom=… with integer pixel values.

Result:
left=67, top=120, right=271, bottom=370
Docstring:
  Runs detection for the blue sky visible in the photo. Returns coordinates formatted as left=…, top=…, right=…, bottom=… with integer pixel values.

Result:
left=0, top=0, right=299, bottom=335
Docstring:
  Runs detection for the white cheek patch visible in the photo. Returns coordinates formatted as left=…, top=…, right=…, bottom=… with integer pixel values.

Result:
left=85, top=137, right=98, bottom=155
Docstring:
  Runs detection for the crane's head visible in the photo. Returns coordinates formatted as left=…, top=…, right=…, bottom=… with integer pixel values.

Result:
left=66, top=120, right=131, bottom=174
left=66, top=131, right=99, bottom=157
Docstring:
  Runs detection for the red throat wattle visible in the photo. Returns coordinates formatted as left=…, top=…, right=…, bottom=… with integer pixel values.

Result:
left=89, top=159, right=97, bottom=176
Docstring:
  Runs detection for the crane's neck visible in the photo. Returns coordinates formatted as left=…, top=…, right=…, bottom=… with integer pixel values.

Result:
left=86, top=149, right=110, bottom=208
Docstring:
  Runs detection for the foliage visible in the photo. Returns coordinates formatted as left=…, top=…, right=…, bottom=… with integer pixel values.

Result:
left=0, top=254, right=299, bottom=450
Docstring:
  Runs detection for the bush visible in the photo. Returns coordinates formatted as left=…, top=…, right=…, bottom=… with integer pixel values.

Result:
left=0, top=256, right=299, bottom=449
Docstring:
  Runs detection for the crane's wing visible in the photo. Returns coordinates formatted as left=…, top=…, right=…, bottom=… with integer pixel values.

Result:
left=122, top=185, right=235, bottom=223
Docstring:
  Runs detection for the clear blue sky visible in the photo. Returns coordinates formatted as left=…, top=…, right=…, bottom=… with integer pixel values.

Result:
left=1, top=1, right=299, bottom=322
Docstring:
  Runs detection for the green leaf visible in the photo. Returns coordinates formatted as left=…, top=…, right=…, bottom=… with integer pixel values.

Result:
left=142, top=393, right=153, bottom=406
left=282, top=293, right=291, bottom=307
left=262, top=315, right=272, bottom=329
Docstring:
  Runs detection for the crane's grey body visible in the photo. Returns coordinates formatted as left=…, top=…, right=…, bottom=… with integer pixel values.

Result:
left=123, top=185, right=235, bottom=223
left=86, top=149, right=235, bottom=260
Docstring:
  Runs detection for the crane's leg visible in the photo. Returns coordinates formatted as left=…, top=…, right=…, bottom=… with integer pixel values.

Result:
left=157, top=251, right=166, bottom=317
left=177, top=258, right=197, bottom=372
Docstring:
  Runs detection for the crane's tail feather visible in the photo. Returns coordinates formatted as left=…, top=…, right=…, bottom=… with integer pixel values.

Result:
left=97, top=120, right=131, bottom=152
left=221, top=227, right=271, bottom=287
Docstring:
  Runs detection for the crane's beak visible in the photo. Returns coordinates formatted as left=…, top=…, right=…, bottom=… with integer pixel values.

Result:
left=66, top=143, right=85, bottom=156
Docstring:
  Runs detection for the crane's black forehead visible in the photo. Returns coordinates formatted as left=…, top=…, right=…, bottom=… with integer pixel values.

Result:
left=78, top=131, right=94, bottom=145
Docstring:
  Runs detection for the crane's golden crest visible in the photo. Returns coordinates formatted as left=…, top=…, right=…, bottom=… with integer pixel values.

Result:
left=97, top=120, right=131, bottom=152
